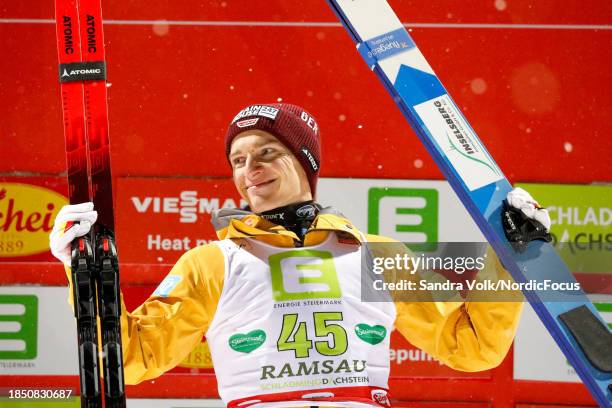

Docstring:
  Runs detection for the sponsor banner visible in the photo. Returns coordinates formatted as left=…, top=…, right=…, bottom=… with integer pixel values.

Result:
left=115, top=177, right=247, bottom=265
left=0, top=286, right=78, bottom=375
left=0, top=178, right=67, bottom=261
left=513, top=294, right=612, bottom=382
left=389, top=330, right=489, bottom=379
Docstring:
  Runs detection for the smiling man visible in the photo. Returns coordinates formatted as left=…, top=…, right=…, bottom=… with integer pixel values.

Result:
left=225, top=104, right=322, bottom=239
left=230, top=130, right=312, bottom=212
left=51, top=103, right=550, bottom=407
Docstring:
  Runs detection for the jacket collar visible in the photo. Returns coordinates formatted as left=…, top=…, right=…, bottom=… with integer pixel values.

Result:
left=212, top=206, right=363, bottom=247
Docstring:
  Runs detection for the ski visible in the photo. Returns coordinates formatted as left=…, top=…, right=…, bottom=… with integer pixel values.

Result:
left=54, top=0, right=126, bottom=406
left=55, top=1, right=102, bottom=405
left=325, top=1, right=612, bottom=406
left=76, top=1, right=125, bottom=406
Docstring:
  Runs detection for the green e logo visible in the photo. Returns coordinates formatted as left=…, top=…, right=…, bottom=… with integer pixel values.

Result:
left=0, top=295, right=38, bottom=360
left=368, top=187, right=438, bottom=243
left=269, top=250, right=341, bottom=301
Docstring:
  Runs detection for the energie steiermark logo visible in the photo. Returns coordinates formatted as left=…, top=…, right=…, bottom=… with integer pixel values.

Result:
left=367, top=187, right=438, bottom=243
left=269, top=250, right=341, bottom=301
left=0, top=295, right=38, bottom=359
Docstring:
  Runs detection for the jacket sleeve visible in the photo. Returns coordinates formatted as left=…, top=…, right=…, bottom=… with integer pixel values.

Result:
left=365, top=235, right=523, bottom=372
left=64, top=243, right=225, bottom=384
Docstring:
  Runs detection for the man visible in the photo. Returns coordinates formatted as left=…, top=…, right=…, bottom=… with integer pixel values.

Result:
left=50, top=103, right=549, bottom=407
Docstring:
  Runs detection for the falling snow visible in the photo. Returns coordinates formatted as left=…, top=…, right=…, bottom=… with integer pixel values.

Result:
left=564, top=142, right=573, bottom=153
left=152, top=21, right=170, bottom=37
left=494, top=0, right=507, bottom=11
left=470, top=78, right=487, bottom=95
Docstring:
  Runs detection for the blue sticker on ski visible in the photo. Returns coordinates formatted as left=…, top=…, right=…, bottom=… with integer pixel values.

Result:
left=357, top=27, right=415, bottom=68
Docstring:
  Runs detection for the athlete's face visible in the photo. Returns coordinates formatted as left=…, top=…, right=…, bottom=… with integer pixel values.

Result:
left=230, top=130, right=312, bottom=213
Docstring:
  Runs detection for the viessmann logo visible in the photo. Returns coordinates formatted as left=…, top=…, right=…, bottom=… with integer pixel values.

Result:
left=131, top=191, right=248, bottom=223
left=0, top=183, right=67, bottom=258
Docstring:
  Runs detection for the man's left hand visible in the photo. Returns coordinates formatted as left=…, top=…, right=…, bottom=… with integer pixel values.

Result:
left=506, top=187, right=551, bottom=232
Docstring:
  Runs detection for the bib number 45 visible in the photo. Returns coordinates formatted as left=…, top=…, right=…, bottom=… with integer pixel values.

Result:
left=278, top=312, right=348, bottom=358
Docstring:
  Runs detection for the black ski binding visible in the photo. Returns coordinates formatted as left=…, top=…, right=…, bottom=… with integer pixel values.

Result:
left=501, top=199, right=552, bottom=253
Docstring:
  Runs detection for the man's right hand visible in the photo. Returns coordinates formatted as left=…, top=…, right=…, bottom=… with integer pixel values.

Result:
left=49, top=202, right=98, bottom=267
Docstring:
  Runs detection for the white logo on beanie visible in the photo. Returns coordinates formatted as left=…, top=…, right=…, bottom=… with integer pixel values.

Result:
left=236, top=118, right=259, bottom=128
left=301, top=147, right=319, bottom=172
left=300, top=111, right=319, bottom=134
left=232, top=105, right=279, bottom=124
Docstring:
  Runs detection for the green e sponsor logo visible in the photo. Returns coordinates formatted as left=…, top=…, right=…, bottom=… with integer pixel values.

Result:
left=0, top=295, right=38, bottom=359
left=269, top=250, right=341, bottom=301
left=368, top=187, right=438, bottom=243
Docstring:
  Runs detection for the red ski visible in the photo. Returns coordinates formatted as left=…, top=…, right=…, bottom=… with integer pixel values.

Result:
left=54, top=0, right=125, bottom=406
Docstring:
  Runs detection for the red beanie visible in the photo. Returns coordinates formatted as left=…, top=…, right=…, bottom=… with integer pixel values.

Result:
left=225, top=103, right=321, bottom=197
